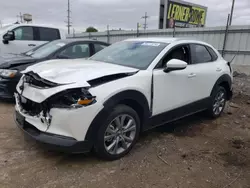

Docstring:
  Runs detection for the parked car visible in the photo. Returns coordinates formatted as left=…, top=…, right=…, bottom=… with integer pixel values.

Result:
left=14, top=38, right=233, bottom=160
left=0, top=39, right=110, bottom=99
left=0, top=24, right=67, bottom=56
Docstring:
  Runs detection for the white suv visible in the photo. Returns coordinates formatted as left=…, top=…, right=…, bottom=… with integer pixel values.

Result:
left=14, top=38, right=233, bottom=160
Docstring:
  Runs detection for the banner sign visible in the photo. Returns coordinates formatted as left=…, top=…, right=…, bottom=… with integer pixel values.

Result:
left=166, top=0, right=207, bottom=28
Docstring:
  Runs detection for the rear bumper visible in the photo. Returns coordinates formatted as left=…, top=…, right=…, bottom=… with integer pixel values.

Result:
left=14, top=110, right=93, bottom=153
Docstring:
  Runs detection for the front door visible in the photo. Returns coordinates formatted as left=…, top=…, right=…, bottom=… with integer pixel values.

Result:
left=152, top=44, right=198, bottom=117
left=2, top=26, right=43, bottom=55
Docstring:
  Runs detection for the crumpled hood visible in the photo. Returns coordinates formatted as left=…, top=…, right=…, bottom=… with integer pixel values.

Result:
left=23, top=59, right=138, bottom=85
left=18, top=59, right=138, bottom=103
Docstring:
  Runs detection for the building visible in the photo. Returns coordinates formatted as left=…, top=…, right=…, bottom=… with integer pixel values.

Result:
left=159, top=0, right=208, bottom=29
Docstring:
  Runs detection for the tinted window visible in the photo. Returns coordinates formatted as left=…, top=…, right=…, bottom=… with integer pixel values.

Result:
left=94, top=43, right=108, bottom=53
left=60, top=43, right=90, bottom=58
left=206, top=46, right=218, bottom=61
left=190, top=44, right=212, bottom=64
left=39, top=27, right=60, bottom=41
left=13, top=26, right=33, bottom=40
left=90, top=41, right=168, bottom=69
left=162, top=45, right=190, bottom=66
left=28, top=40, right=66, bottom=58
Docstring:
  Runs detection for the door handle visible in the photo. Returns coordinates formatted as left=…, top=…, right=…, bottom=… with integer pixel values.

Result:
left=28, top=44, right=36, bottom=47
left=188, top=73, right=196, bottom=78
left=216, top=68, right=222, bottom=72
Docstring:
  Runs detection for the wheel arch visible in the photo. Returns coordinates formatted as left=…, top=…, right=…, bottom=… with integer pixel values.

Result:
left=85, top=90, right=150, bottom=144
left=210, top=74, right=232, bottom=100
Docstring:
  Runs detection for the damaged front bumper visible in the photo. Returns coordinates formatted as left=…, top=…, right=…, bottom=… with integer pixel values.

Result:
left=14, top=92, right=102, bottom=153
left=15, top=110, right=92, bottom=153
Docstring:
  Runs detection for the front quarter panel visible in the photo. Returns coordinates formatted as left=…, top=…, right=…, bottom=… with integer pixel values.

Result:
left=89, top=70, right=152, bottom=111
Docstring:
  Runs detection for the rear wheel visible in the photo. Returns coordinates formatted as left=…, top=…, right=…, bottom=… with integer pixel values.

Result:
left=94, top=105, right=140, bottom=160
left=207, top=86, right=227, bottom=118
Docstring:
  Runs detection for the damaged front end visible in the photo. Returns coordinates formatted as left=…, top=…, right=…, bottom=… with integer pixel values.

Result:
left=16, top=72, right=96, bottom=131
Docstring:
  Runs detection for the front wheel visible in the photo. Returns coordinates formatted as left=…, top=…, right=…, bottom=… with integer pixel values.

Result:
left=94, top=105, right=140, bottom=160
left=207, top=86, right=227, bottom=118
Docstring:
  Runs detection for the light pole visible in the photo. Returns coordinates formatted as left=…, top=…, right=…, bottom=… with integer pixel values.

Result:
left=229, top=0, right=235, bottom=25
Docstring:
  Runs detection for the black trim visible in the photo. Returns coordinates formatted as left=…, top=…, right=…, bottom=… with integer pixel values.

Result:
left=150, top=73, right=154, bottom=114
left=145, top=97, right=211, bottom=130
left=87, top=72, right=138, bottom=87
left=15, top=110, right=92, bottom=153
left=210, top=74, right=233, bottom=100
left=85, top=90, right=150, bottom=142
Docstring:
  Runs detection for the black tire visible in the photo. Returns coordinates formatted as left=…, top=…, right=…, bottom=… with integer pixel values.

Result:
left=94, top=105, right=140, bottom=161
left=207, top=86, right=227, bottom=118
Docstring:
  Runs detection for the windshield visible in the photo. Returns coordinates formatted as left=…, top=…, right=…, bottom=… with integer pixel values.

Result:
left=28, top=40, right=66, bottom=58
left=89, top=41, right=168, bottom=69
left=24, top=42, right=49, bottom=56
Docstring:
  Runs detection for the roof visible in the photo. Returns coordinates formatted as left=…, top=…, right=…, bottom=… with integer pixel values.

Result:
left=54, top=38, right=109, bottom=44
left=125, top=37, right=180, bottom=44
left=125, top=37, right=210, bottom=46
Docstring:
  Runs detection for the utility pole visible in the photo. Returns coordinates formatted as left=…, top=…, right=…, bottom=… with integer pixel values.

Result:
left=16, top=12, right=23, bottom=23
left=141, top=12, right=149, bottom=31
left=66, top=0, right=72, bottom=34
left=20, top=12, right=23, bottom=23
left=229, top=0, right=235, bottom=25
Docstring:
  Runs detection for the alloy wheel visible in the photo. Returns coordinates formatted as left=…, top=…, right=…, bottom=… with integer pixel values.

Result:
left=213, top=90, right=226, bottom=115
left=104, top=114, right=137, bottom=155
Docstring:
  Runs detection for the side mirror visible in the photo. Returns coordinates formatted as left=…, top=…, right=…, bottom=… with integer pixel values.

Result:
left=3, top=31, right=15, bottom=44
left=164, top=59, right=187, bottom=73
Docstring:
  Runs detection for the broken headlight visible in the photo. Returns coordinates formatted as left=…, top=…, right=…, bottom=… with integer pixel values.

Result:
left=51, top=88, right=96, bottom=109
left=0, top=69, right=17, bottom=78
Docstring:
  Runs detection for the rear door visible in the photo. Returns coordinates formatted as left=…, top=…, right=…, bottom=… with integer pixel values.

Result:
left=188, top=43, right=221, bottom=100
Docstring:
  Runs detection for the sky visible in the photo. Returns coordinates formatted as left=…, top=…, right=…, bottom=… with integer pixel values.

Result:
left=0, top=0, right=250, bottom=32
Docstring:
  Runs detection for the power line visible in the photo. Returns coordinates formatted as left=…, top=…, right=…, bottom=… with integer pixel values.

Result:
left=66, top=0, right=72, bottom=34
left=141, top=12, right=149, bottom=31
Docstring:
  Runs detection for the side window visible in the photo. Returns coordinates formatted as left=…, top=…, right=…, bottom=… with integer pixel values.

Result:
left=190, top=44, right=212, bottom=64
left=159, top=45, right=190, bottom=68
left=39, top=27, right=60, bottom=41
left=206, top=46, right=218, bottom=61
left=13, top=27, right=34, bottom=40
left=94, top=43, right=108, bottom=53
left=60, top=43, right=90, bottom=58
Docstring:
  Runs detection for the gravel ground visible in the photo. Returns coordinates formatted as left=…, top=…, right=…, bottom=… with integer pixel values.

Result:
left=0, top=75, right=250, bottom=188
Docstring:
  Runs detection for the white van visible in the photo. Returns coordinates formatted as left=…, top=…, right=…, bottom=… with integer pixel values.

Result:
left=0, top=24, right=66, bottom=56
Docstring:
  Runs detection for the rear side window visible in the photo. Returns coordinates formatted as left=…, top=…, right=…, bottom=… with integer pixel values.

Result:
left=190, top=44, right=212, bottom=64
left=60, top=43, right=90, bottom=58
left=206, top=46, right=218, bottom=61
left=13, top=26, right=34, bottom=40
left=94, top=43, right=108, bottom=53
left=38, top=27, right=60, bottom=41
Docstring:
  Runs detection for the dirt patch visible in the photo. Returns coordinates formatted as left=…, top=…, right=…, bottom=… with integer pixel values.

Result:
left=0, top=76, right=250, bottom=188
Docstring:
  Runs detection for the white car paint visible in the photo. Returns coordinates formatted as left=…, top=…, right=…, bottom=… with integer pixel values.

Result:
left=15, top=37, right=232, bottom=146
left=0, top=24, right=66, bottom=56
